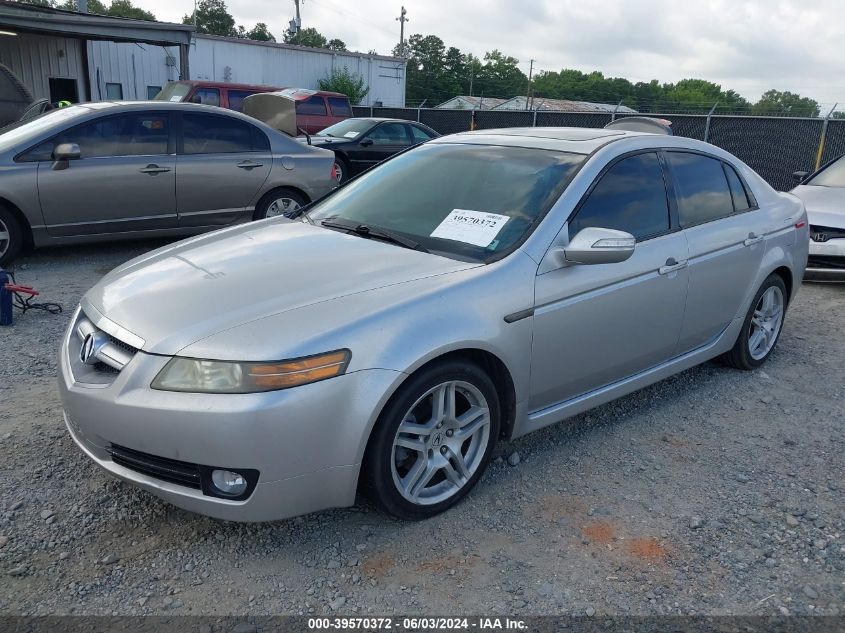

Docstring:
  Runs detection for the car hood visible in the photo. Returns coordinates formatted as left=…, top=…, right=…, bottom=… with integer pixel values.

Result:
left=791, top=185, right=845, bottom=227
left=85, top=220, right=479, bottom=356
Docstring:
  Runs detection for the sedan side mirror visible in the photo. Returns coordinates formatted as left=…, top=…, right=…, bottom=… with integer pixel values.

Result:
left=793, top=170, right=808, bottom=184
left=52, top=142, right=81, bottom=171
left=562, top=227, right=636, bottom=265
left=359, top=138, right=374, bottom=147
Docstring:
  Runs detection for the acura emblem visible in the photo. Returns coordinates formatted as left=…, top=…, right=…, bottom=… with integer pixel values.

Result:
left=80, top=331, right=108, bottom=365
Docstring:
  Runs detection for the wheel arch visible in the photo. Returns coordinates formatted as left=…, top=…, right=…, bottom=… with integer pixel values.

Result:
left=252, top=185, right=311, bottom=220
left=0, top=195, right=34, bottom=250
left=770, top=265, right=793, bottom=304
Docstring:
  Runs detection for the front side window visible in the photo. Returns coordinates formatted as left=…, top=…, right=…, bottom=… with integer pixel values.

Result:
left=667, top=152, right=734, bottom=227
left=182, top=113, right=261, bottom=154
left=189, top=88, right=220, bottom=107
left=24, top=113, right=170, bottom=160
left=367, top=122, right=410, bottom=146
left=807, top=154, right=845, bottom=187
left=296, top=96, right=327, bottom=116
left=307, top=143, right=584, bottom=262
left=328, top=97, right=352, bottom=117
left=568, top=152, right=670, bottom=241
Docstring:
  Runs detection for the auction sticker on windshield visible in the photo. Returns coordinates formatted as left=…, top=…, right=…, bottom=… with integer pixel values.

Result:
left=344, top=131, right=360, bottom=138
left=430, top=209, right=510, bottom=247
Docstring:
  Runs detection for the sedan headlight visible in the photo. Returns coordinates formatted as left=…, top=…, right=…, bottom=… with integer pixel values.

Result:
left=151, top=350, right=351, bottom=393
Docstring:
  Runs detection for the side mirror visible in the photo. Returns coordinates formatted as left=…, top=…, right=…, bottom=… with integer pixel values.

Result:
left=561, top=226, right=636, bottom=265
left=793, top=170, right=809, bottom=184
left=359, top=138, right=374, bottom=147
left=54, top=143, right=81, bottom=161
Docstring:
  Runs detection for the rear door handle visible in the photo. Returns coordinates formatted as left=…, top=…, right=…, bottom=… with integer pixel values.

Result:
left=237, top=160, right=263, bottom=170
left=658, top=257, right=688, bottom=275
left=743, top=232, right=764, bottom=247
left=139, top=164, right=170, bottom=174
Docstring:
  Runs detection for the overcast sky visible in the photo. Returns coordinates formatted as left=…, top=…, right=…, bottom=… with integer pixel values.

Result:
left=142, top=0, right=844, bottom=107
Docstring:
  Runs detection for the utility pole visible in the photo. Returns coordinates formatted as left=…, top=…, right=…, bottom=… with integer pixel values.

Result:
left=396, top=6, right=408, bottom=57
left=526, top=59, right=535, bottom=111
left=288, top=0, right=302, bottom=40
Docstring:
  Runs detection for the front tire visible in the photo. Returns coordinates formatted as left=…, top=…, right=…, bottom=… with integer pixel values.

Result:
left=723, top=274, right=787, bottom=370
left=362, top=360, right=500, bottom=520
left=0, top=206, right=23, bottom=267
left=333, top=155, right=350, bottom=185
left=253, top=188, right=308, bottom=220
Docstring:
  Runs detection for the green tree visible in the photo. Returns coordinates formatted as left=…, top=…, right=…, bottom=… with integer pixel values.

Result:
left=182, top=0, right=236, bottom=37
left=318, top=66, right=369, bottom=104
left=284, top=26, right=327, bottom=48
left=474, top=50, right=526, bottom=99
left=753, top=89, right=820, bottom=117
left=244, top=22, right=274, bottom=41
left=326, top=38, right=347, bottom=51
left=55, top=0, right=155, bottom=19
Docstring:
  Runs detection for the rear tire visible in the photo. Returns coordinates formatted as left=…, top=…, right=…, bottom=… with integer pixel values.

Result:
left=0, top=206, right=23, bottom=267
left=362, top=360, right=500, bottom=520
left=253, top=188, right=309, bottom=220
left=723, top=274, right=787, bottom=370
left=333, top=155, right=350, bottom=185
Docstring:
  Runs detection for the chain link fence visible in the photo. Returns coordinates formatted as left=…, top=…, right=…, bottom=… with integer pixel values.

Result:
left=352, top=106, right=845, bottom=191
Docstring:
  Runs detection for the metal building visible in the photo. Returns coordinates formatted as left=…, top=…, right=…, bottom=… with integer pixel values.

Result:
left=0, top=0, right=191, bottom=104
left=0, top=2, right=406, bottom=109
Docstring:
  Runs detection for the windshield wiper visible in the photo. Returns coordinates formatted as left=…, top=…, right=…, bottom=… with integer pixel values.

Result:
left=320, top=218, right=430, bottom=253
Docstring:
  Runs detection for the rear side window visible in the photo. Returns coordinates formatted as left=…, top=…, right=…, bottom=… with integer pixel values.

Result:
left=410, top=125, right=436, bottom=143
left=569, top=152, right=670, bottom=242
left=667, top=152, right=734, bottom=227
left=327, top=97, right=352, bottom=117
left=724, top=163, right=752, bottom=211
left=23, top=113, right=170, bottom=160
left=228, top=90, right=256, bottom=112
left=189, top=88, right=220, bottom=107
left=296, top=96, right=327, bottom=116
left=182, top=113, right=265, bottom=154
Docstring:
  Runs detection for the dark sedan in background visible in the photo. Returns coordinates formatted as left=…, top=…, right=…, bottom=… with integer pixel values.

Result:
left=304, top=118, right=440, bottom=183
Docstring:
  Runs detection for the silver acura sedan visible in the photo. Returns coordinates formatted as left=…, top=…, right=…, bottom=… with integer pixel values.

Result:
left=59, top=127, right=809, bottom=521
left=0, top=101, right=335, bottom=265
left=791, top=153, right=845, bottom=280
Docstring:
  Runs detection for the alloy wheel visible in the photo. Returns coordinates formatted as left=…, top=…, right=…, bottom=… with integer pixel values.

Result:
left=748, top=285, right=784, bottom=360
left=0, top=217, right=9, bottom=259
left=334, top=161, right=344, bottom=184
left=265, top=197, right=301, bottom=218
left=391, top=380, right=491, bottom=506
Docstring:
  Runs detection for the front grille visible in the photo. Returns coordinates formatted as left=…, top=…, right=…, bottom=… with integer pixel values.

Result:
left=107, top=334, right=139, bottom=357
left=108, top=444, right=201, bottom=489
left=809, top=225, right=845, bottom=242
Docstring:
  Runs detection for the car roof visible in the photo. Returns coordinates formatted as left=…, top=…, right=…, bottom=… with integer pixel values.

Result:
left=164, top=81, right=349, bottom=98
left=431, top=127, right=643, bottom=154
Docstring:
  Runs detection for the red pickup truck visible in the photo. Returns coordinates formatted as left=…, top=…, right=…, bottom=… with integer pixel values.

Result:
left=154, top=81, right=353, bottom=134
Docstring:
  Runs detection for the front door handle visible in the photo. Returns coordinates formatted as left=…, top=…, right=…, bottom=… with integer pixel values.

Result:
left=743, top=232, right=764, bottom=247
left=658, top=257, right=688, bottom=275
left=237, top=160, right=263, bottom=170
left=139, top=164, right=170, bottom=175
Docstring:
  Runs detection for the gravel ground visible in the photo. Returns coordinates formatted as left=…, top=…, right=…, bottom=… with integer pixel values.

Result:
left=0, top=240, right=843, bottom=617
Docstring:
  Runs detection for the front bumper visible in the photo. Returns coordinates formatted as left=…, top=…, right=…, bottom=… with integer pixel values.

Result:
left=59, top=314, right=404, bottom=522
left=806, top=239, right=845, bottom=281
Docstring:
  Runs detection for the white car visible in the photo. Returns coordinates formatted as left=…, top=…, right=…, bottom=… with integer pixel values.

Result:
left=791, top=154, right=845, bottom=280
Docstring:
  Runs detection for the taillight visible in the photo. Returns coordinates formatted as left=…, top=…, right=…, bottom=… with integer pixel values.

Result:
left=795, top=221, right=806, bottom=229
left=330, top=163, right=338, bottom=182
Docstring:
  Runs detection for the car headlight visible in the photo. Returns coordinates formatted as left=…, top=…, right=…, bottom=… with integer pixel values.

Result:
left=151, top=349, right=351, bottom=393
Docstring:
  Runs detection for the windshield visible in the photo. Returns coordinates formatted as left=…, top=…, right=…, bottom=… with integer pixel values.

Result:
left=0, top=106, right=85, bottom=153
left=307, top=142, right=585, bottom=262
left=154, top=82, right=191, bottom=102
left=807, top=155, right=845, bottom=187
left=316, top=119, right=374, bottom=139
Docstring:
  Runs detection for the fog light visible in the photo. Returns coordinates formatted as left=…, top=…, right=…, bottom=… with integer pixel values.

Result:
left=211, top=469, right=248, bottom=496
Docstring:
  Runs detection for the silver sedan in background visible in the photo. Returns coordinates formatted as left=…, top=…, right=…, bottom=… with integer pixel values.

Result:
left=0, top=101, right=336, bottom=265
left=60, top=127, right=808, bottom=522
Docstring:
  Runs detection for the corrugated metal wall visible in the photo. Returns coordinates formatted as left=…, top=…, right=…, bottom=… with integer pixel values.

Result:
left=0, top=31, right=85, bottom=101
left=88, top=40, right=179, bottom=101
left=190, top=36, right=406, bottom=107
